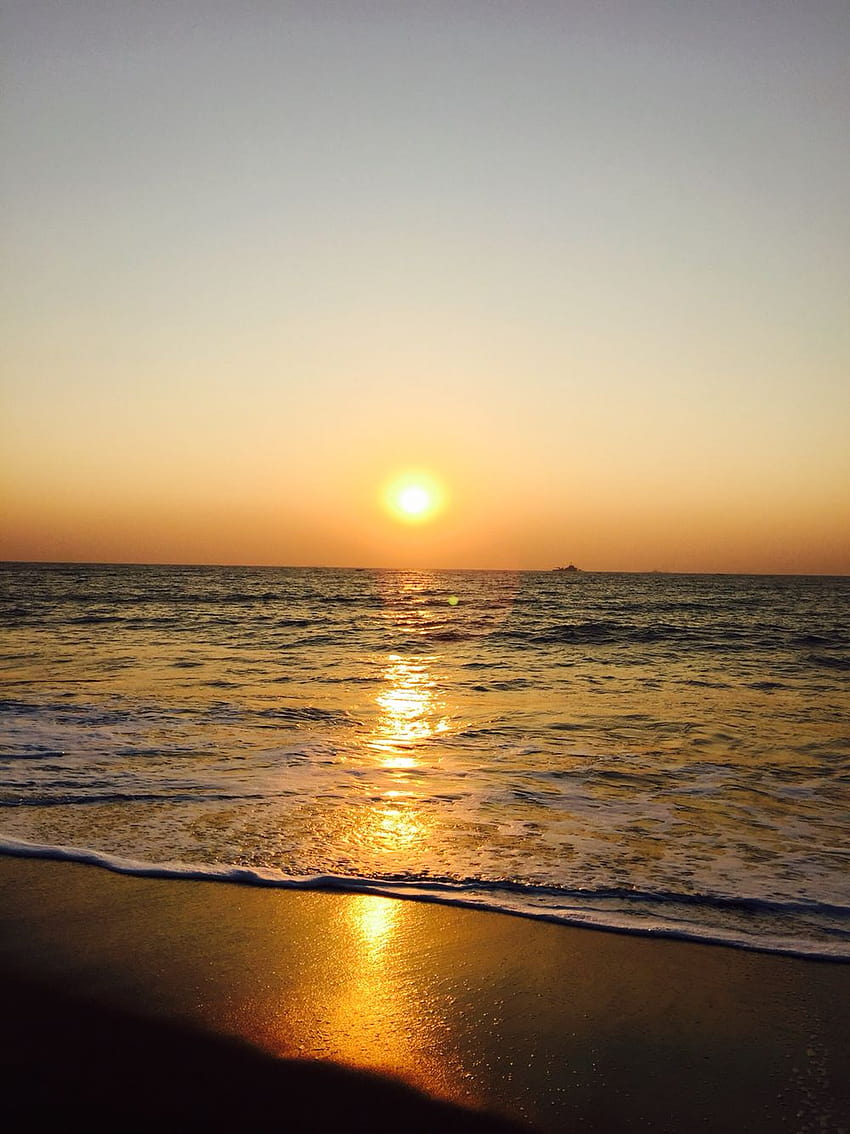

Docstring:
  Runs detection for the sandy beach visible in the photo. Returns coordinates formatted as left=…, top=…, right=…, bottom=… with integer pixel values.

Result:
left=1, top=854, right=847, bottom=1132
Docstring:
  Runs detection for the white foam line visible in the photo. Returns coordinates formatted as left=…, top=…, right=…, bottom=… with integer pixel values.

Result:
left=1, top=835, right=848, bottom=962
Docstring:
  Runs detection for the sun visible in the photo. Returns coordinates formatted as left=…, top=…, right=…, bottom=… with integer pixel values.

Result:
left=383, top=470, right=446, bottom=525
left=399, top=485, right=430, bottom=517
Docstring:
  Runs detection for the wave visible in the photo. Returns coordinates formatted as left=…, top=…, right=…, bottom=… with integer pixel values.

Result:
left=808, top=653, right=850, bottom=671
left=2, top=836, right=848, bottom=962
left=0, top=791, right=270, bottom=808
left=254, top=705, right=356, bottom=725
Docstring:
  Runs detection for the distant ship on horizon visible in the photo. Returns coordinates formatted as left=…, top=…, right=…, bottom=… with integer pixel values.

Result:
left=554, top=564, right=581, bottom=573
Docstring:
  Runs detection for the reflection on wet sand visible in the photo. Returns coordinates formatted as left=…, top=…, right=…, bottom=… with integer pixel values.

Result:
left=282, top=892, right=470, bottom=1102
left=353, top=891, right=399, bottom=959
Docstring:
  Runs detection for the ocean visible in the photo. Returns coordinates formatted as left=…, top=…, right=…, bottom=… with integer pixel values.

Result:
left=1, top=562, right=848, bottom=959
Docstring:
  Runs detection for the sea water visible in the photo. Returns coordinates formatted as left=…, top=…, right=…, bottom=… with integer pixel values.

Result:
left=1, top=563, right=848, bottom=958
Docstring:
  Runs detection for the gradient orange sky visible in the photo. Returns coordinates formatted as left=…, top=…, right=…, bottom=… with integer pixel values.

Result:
left=3, top=2, right=848, bottom=573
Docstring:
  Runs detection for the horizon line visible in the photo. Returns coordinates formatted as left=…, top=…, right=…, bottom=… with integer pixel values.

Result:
left=1, top=558, right=847, bottom=579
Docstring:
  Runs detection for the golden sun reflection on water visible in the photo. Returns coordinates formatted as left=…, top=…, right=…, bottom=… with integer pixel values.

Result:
left=372, top=799, right=429, bottom=853
left=380, top=754, right=418, bottom=769
left=368, top=653, right=450, bottom=767
left=356, top=651, right=451, bottom=861
left=310, top=644, right=463, bottom=877
left=337, top=788, right=432, bottom=863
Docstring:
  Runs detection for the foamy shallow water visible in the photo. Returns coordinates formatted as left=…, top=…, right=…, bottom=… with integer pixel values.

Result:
left=2, top=564, right=849, bottom=958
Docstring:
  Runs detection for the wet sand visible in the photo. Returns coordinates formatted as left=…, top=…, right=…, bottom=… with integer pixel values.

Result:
left=1, top=854, right=848, bottom=1132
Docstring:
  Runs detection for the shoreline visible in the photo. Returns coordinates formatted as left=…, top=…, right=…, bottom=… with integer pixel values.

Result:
left=2, top=854, right=849, bottom=1131
left=2, top=837, right=845, bottom=962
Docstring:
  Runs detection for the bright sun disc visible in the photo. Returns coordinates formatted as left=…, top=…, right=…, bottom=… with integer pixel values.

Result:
left=399, top=486, right=430, bottom=516
left=383, top=471, right=445, bottom=525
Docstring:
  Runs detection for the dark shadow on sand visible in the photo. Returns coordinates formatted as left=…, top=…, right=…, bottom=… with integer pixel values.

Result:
left=2, top=974, right=532, bottom=1133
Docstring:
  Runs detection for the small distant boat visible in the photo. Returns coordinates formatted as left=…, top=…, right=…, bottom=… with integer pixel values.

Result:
left=554, top=564, right=581, bottom=573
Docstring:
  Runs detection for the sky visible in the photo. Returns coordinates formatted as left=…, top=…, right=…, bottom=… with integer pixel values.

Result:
left=3, top=0, right=848, bottom=572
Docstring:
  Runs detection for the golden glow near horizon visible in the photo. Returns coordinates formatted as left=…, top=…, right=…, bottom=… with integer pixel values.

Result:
left=382, top=471, right=447, bottom=527
left=3, top=4, right=849, bottom=574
